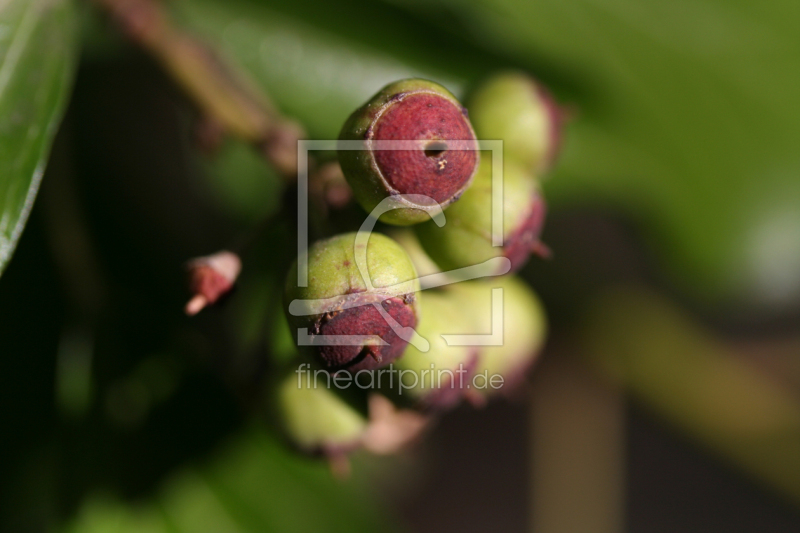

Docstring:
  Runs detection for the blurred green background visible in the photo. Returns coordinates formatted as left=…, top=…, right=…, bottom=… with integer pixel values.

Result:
left=2, top=0, right=800, bottom=531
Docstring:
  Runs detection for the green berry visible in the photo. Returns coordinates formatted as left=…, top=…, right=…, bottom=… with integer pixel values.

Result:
left=388, top=228, right=441, bottom=279
left=448, top=275, right=547, bottom=396
left=338, top=79, right=480, bottom=225
left=390, top=291, right=477, bottom=408
left=414, top=159, right=546, bottom=274
left=275, top=363, right=368, bottom=456
left=284, top=232, right=421, bottom=372
left=466, top=71, right=563, bottom=173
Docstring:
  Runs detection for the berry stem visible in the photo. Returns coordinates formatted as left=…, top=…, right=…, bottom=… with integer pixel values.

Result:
left=184, top=294, right=207, bottom=316
left=531, top=241, right=552, bottom=259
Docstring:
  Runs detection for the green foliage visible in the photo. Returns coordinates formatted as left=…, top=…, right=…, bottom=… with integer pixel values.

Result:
left=64, top=428, right=392, bottom=533
left=0, top=0, right=78, bottom=275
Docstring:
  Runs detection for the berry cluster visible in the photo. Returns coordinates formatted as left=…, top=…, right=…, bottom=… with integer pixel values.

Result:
left=274, top=72, right=563, bottom=466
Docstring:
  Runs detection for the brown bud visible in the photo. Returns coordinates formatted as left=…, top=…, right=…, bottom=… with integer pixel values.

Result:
left=185, top=251, right=241, bottom=315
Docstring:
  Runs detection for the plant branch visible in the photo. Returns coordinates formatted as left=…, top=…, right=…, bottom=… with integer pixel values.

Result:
left=92, top=0, right=304, bottom=177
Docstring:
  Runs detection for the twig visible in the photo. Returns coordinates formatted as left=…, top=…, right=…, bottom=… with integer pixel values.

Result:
left=92, top=0, right=304, bottom=177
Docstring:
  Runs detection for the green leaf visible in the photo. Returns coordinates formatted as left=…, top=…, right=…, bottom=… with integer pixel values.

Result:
left=0, top=0, right=78, bottom=276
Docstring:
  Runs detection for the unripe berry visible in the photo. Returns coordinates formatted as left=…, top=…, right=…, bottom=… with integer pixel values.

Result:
left=284, top=232, right=420, bottom=372
left=390, top=291, right=478, bottom=409
left=466, top=71, right=563, bottom=173
left=414, top=160, right=546, bottom=274
left=275, top=364, right=368, bottom=457
left=338, top=79, right=480, bottom=225
left=388, top=229, right=441, bottom=279
left=270, top=321, right=426, bottom=460
left=449, top=275, right=547, bottom=397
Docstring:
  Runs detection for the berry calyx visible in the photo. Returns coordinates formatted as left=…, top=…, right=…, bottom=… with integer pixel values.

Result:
left=284, top=232, right=420, bottom=372
left=338, top=79, right=480, bottom=225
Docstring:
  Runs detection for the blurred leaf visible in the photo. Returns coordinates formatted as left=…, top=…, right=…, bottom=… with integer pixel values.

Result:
left=196, top=138, right=283, bottom=224
left=385, top=0, right=800, bottom=307
left=172, top=0, right=483, bottom=139
left=583, top=285, right=800, bottom=502
left=0, top=0, right=78, bottom=276
left=63, top=496, right=170, bottom=533
left=201, top=429, right=391, bottom=533
left=65, top=427, right=396, bottom=533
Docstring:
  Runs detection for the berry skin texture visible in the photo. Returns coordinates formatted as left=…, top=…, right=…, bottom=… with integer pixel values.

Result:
left=390, top=291, right=478, bottom=409
left=466, top=71, right=563, bottom=174
left=414, top=159, right=546, bottom=274
left=284, top=232, right=420, bottom=372
left=448, top=275, right=547, bottom=397
left=338, top=79, right=480, bottom=225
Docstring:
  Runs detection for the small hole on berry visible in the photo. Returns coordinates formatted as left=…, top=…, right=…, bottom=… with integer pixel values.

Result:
left=424, top=141, right=448, bottom=158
